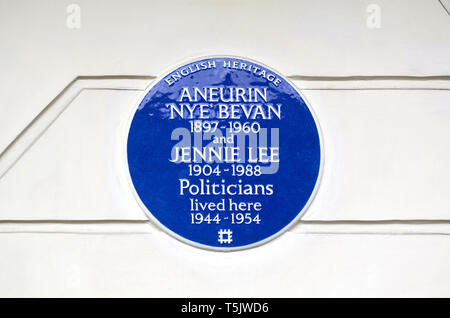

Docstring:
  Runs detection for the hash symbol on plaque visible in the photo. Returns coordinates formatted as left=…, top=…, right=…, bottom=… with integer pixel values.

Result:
left=218, top=229, right=233, bottom=244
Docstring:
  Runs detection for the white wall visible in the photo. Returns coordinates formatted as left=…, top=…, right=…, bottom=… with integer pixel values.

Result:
left=0, top=0, right=449, bottom=297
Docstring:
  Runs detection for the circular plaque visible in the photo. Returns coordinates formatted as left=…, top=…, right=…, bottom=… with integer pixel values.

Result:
left=126, top=56, right=322, bottom=250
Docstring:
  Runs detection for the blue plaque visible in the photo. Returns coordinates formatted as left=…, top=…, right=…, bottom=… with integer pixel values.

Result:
left=126, top=56, right=322, bottom=250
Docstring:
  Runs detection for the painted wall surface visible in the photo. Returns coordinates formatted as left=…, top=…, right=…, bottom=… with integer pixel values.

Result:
left=0, top=0, right=449, bottom=296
